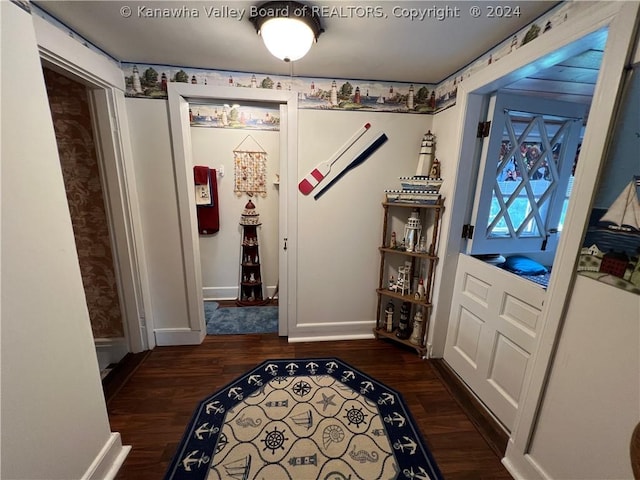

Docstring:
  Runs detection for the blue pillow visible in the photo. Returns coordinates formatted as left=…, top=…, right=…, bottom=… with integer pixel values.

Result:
left=499, top=255, right=548, bottom=275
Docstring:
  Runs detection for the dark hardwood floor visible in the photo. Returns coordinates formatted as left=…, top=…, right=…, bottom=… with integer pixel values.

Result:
left=108, top=334, right=512, bottom=479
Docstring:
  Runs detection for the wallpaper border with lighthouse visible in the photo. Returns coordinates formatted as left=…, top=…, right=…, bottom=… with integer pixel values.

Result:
left=30, top=0, right=592, bottom=116
left=120, top=1, right=588, bottom=115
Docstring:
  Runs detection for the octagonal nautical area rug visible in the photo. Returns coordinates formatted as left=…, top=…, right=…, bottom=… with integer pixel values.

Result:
left=164, top=358, right=443, bottom=480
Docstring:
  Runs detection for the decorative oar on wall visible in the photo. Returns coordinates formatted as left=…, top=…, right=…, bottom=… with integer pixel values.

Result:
left=298, top=122, right=371, bottom=195
left=313, top=132, right=388, bottom=200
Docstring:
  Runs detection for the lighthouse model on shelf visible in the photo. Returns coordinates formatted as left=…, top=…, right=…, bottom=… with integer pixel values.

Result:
left=403, top=209, right=422, bottom=253
left=237, top=200, right=269, bottom=306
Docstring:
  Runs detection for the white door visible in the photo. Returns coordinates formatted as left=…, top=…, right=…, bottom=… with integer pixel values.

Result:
left=444, top=254, right=545, bottom=431
left=444, top=92, right=586, bottom=431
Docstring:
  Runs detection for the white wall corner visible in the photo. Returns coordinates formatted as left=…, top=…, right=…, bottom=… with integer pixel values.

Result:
left=81, top=432, right=131, bottom=480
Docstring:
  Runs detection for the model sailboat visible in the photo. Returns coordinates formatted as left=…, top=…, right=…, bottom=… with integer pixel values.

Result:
left=598, top=175, right=640, bottom=233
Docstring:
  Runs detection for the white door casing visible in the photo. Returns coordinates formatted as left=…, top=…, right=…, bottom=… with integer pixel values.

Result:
left=431, top=1, right=638, bottom=477
left=36, top=14, right=154, bottom=352
left=167, top=84, right=298, bottom=344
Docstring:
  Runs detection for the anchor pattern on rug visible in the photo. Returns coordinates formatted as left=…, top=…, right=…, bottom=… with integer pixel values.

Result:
left=164, top=358, right=443, bottom=480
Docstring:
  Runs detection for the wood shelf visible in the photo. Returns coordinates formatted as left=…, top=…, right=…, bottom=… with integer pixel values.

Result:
left=373, top=327, right=427, bottom=357
left=382, top=201, right=443, bottom=209
left=376, top=288, right=431, bottom=307
left=375, top=197, right=444, bottom=357
left=379, top=246, right=438, bottom=260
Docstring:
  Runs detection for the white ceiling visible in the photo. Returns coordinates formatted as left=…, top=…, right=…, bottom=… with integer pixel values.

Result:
left=34, top=0, right=562, bottom=84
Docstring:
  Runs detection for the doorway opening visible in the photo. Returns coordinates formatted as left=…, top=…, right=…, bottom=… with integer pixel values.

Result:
left=189, top=101, right=281, bottom=335
left=167, top=84, right=299, bottom=343
left=42, top=66, right=129, bottom=377
left=443, top=29, right=608, bottom=433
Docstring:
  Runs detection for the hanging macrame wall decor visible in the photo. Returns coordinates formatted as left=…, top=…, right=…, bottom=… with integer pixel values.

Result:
left=233, top=135, right=268, bottom=197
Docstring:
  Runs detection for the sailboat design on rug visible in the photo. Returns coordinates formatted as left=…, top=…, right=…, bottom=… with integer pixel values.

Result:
left=223, top=455, right=251, bottom=480
left=598, top=175, right=640, bottom=232
left=164, top=358, right=443, bottom=480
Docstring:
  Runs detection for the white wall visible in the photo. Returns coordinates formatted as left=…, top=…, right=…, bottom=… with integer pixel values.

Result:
left=190, top=126, right=280, bottom=300
left=527, top=277, right=639, bottom=479
left=293, top=110, right=431, bottom=340
left=127, top=94, right=431, bottom=339
left=1, top=2, right=127, bottom=478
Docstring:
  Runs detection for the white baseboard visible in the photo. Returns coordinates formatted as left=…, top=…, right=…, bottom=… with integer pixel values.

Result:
left=203, top=285, right=277, bottom=301
left=288, top=333, right=375, bottom=343
left=154, top=328, right=206, bottom=346
left=288, top=320, right=376, bottom=343
left=503, top=451, right=550, bottom=480
left=203, top=286, right=237, bottom=300
left=94, top=337, right=129, bottom=371
left=81, top=432, right=131, bottom=480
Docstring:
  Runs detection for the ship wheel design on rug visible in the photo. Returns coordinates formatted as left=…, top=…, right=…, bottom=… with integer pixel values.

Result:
left=164, top=358, right=443, bottom=480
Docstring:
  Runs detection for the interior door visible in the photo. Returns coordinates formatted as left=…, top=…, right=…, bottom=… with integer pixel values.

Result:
left=444, top=254, right=545, bottom=431
left=467, top=92, right=586, bottom=255
left=444, top=92, right=586, bottom=431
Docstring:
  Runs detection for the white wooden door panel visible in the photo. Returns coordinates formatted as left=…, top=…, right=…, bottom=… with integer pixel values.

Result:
left=444, top=254, right=544, bottom=431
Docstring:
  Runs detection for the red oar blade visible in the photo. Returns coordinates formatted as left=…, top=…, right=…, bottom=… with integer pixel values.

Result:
left=298, top=122, right=371, bottom=195
left=298, top=168, right=326, bottom=195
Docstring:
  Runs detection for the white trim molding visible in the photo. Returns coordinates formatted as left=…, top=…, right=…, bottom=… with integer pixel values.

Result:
left=288, top=320, right=377, bottom=342
left=288, top=333, right=375, bottom=343
left=154, top=328, right=207, bottom=346
left=94, top=337, right=129, bottom=371
left=81, top=433, right=131, bottom=480
left=498, top=2, right=639, bottom=478
left=35, top=15, right=155, bottom=353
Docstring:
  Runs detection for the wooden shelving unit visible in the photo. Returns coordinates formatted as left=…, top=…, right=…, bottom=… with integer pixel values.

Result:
left=236, top=200, right=269, bottom=307
left=373, top=200, right=444, bottom=357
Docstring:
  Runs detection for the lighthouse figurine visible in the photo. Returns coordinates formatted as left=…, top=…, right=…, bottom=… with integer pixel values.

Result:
left=384, top=301, right=395, bottom=333
left=409, top=309, right=424, bottom=345
left=403, top=209, right=422, bottom=253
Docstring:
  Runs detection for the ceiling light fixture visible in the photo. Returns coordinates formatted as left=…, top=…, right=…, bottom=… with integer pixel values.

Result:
left=249, top=1, right=323, bottom=62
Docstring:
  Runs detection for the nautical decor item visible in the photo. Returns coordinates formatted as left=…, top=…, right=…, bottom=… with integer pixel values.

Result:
left=237, top=200, right=269, bottom=306
left=409, top=309, right=424, bottom=345
left=314, top=132, right=388, bottom=200
left=390, top=261, right=412, bottom=296
left=417, top=236, right=427, bottom=254
left=233, top=135, right=268, bottom=197
left=165, top=358, right=444, bottom=480
left=597, top=175, right=640, bottom=233
left=577, top=175, right=640, bottom=294
left=403, top=209, right=422, bottom=253
left=416, top=130, right=435, bottom=177
left=390, top=231, right=397, bottom=249
left=429, top=158, right=441, bottom=179
left=384, top=130, right=442, bottom=205
left=299, top=122, right=371, bottom=195
left=384, top=301, right=395, bottom=333
left=396, top=302, right=411, bottom=340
